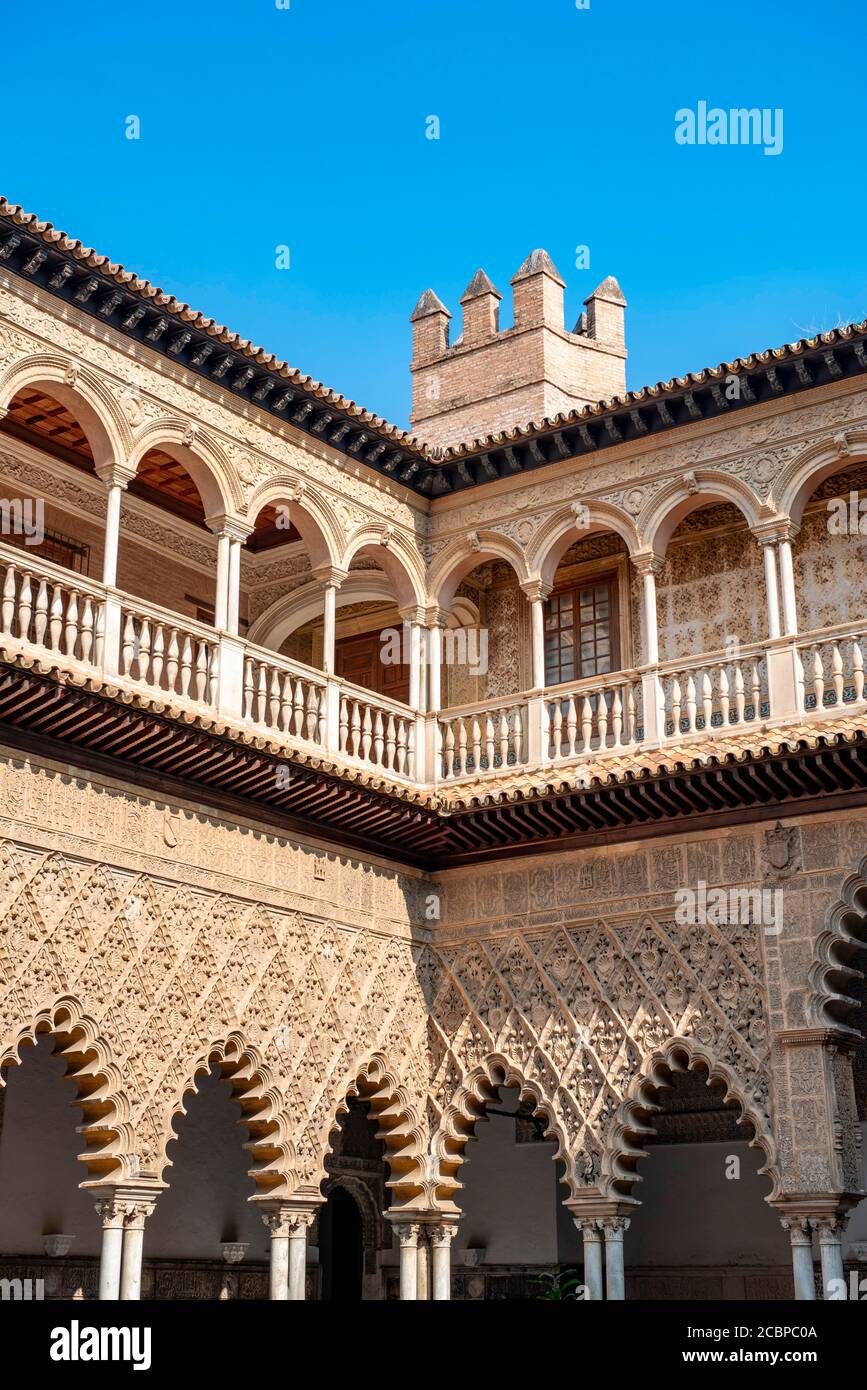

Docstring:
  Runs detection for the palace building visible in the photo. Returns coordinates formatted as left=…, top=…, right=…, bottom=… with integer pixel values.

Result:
left=1, top=196, right=867, bottom=1302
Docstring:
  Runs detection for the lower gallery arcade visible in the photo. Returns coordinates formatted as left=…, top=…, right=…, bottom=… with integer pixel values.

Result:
left=1, top=749, right=866, bottom=1302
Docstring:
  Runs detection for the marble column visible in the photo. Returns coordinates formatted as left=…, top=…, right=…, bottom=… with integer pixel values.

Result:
left=94, top=1198, right=125, bottom=1301
left=119, top=1198, right=157, bottom=1301
left=213, top=531, right=231, bottom=630
left=101, top=481, right=125, bottom=587
left=577, top=1219, right=604, bottom=1301
left=781, top=1217, right=817, bottom=1301
left=321, top=580, right=338, bottom=676
left=288, top=1210, right=317, bottom=1301
left=816, top=1216, right=847, bottom=1299
left=427, top=620, right=443, bottom=712
left=778, top=537, right=798, bottom=636
left=261, top=1207, right=294, bottom=1301
left=394, top=1222, right=421, bottom=1301
left=226, top=536, right=242, bottom=637
left=760, top=539, right=782, bottom=640
left=430, top=1222, right=458, bottom=1301
left=602, top=1216, right=629, bottom=1301
left=416, top=1227, right=430, bottom=1301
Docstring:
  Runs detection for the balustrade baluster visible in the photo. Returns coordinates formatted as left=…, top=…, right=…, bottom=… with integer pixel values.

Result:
left=137, top=619, right=151, bottom=683
left=167, top=630, right=180, bottom=693
left=151, top=625, right=165, bottom=688
left=811, top=649, right=824, bottom=708
left=121, top=613, right=136, bottom=675
left=1, top=565, right=15, bottom=633
left=685, top=674, right=697, bottom=733
left=49, top=585, right=64, bottom=651
left=179, top=635, right=193, bottom=697
left=194, top=642, right=208, bottom=701
left=832, top=644, right=844, bottom=705
left=611, top=687, right=623, bottom=747
left=512, top=707, right=523, bottom=764
left=718, top=668, right=730, bottom=726
left=853, top=640, right=865, bottom=703
left=498, top=711, right=509, bottom=765
left=566, top=697, right=578, bottom=756
left=34, top=579, right=48, bottom=647
left=80, top=596, right=93, bottom=664
left=17, top=573, right=32, bottom=642
left=734, top=665, right=745, bottom=722
left=306, top=685, right=319, bottom=742
left=551, top=702, right=563, bottom=759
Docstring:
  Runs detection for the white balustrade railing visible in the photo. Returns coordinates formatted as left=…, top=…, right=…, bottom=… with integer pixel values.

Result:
left=243, top=645, right=326, bottom=747
left=546, top=673, right=643, bottom=759
left=7, top=542, right=867, bottom=789
left=439, top=698, right=528, bottom=781
left=339, top=689, right=416, bottom=779
left=119, top=598, right=220, bottom=708
left=797, top=624, right=867, bottom=713
left=1, top=547, right=104, bottom=667
left=659, top=648, right=768, bottom=737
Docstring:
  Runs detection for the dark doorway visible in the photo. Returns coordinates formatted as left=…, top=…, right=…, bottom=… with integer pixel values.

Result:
left=319, top=1187, right=363, bottom=1301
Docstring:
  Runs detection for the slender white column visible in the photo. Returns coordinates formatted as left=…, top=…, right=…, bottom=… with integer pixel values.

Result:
left=782, top=1218, right=817, bottom=1300
left=94, top=1200, right=125, bottom=1301
left=641, top=567, right=660, bottom=665
left=761, top=540, right=782, bottom=640
left=214, top=531, right=231, bottom=630
left=416, top=1229, right=430, bottom=1301
left=288, top=1211, right=317, bottom=1301
left=118, top=1199, right=156, bottom=1301
left=407, top=621, right=423, bottom=711
left=603, top=1217, right=629, bottom=1300
left=226, top=537, right=242, bottom=636
left=262, top=1209, right=291, bottom=1301
left=530, top=597, right=545, bottom=690
left=579, top=1221, right=604, bottom=1301
left=428, top=623, right=443, bottom=712
left=102, top=482, right=124, bottom=587
left=394, top=1222, right=421, bottom=1301
left=778, top=538, right=798, bottom=636
left=322, top=581, right=338, bottom=676
left=430, top=1222, right=457, bottom=1301
left=816, top=1217, right=847, bottom=1299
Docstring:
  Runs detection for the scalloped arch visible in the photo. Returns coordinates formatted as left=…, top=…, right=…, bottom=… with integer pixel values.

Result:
left=156, top=1033, right=292, bottom=1195
left=432, top=1053, right=574, bottom=1209
left=316, top=1053, right=428, bottom=1208
left=601, top=1036, right=778, bottom=1203
left=0, top=995, right=136, bottom=1181
left=0, top=353, right=131, bottom=472
left=808, top=853, right=867, bottom=1029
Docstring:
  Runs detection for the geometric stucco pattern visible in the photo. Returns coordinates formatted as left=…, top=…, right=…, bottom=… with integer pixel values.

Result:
left=0, top=840, right=432, bottom=1201
left=0, top=837, right=776, bottom=1209
left=426, top=911, right=776, bottom=1204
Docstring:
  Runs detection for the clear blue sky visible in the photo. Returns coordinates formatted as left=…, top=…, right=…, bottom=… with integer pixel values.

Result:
left=2, top=0, right=864, bottom=430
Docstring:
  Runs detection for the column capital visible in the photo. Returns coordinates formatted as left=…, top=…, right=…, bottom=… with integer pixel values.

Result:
left=89, top=1183, right=162, bottom=1228
left=428, top=1220, right=460, bottom=1247
left=204, top=513, right=254, bottom=543
left=311, top=563, right=349, bottom=591
left=520, top=578, right=553, bottom=603
left=775, top=1026, right=860, bottom=1053
left=95, top=462, right=137, bottom=489
left=398, top=603, right=426, bottom=626
left=631, top=549, right=665, bottom=578
left=386, top=1215, right=425, bottom=1247
left=773, top=1193, right=859, bottom=1229
left=751, top=517, right=800, bottom=546
left=256, top=1198, right=323, bottom=1236
left=423, top=604, right=449, bottom=629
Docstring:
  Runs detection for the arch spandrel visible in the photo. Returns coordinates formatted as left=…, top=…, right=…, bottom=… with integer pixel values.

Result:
left=776, top=434, right=867, bottom=527
left=527, top=500, right=640, bottom=588
left=246, top=476, right=343, bottom=569
left=340, top=526, right=427, bottom=610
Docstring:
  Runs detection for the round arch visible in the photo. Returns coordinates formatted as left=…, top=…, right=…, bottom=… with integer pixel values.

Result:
left=601, top=1037, right=778, bottom=1204
left=0, top=354, right=130, bottom=473
left=776, top=435, right=867, bottom=528
left=528, top=501, right=640, bottom=588
left=249, top=570, right=411, bottom=651
left=340, top=527, right=426, bottom=610
left=127, top=420, right=241, bottom=519
left=0, top=995, right=134, bottom=1181
left=638, top=472, right=764, bottom=558
left=246, top=478, right=342, bottom=569
left=429, top=530, right=530, bottom=611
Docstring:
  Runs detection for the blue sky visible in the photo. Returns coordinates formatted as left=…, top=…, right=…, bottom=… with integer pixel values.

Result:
left=1, top=0, right=864, bottom=430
